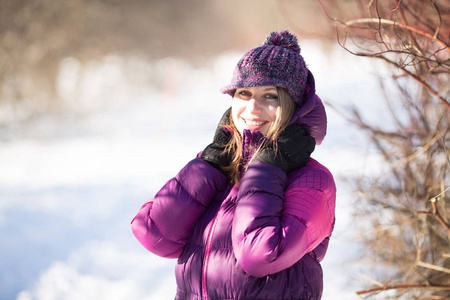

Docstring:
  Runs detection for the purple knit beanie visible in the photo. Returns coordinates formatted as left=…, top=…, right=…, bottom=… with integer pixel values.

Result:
left=221, top=30, right=308, bottom=105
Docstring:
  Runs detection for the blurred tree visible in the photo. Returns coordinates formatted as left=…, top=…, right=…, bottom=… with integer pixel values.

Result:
left=294, top=0, right=450, bottom=298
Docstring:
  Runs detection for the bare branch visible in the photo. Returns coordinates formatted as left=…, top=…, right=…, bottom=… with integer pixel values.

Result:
left=331, top=41, right=450, bottom=108
left=416, top=260, right=450, bottom=274
left=341, top=18, right=449, bottom=50
left=356, top=283, right=450, bottom=296
left=395, top=134, right=442, bottom=166
left=418, top=193, right=450, bottom=234
left=313, top=1, right=450, bottom=297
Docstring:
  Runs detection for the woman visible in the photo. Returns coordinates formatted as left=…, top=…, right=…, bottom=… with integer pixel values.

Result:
left=131, top=30, right=336, bottom=300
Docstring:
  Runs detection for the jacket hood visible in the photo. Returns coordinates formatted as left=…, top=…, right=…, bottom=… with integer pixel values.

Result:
left=289, top=70, right=327, bottom=145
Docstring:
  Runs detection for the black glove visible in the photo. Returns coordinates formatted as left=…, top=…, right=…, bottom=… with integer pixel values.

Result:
left=200, top=108, right=233, bottom=171
left=252, top=123, right=315, bottom=173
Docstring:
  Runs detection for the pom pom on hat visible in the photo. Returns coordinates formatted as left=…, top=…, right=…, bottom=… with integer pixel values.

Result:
left=263, top=31, right=301, bottom=53
left=221, top=30, right=308, bottom=105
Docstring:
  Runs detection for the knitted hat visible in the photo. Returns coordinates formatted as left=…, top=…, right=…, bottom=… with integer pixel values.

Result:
left=221, top=30, right=308, bottom=105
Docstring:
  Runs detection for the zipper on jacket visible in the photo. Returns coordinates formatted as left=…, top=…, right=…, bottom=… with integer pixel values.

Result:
left=201, top=208, right=220, bottom=300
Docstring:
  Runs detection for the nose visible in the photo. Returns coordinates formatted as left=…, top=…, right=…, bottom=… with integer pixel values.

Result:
left=246, top=98, right=262, bottom=113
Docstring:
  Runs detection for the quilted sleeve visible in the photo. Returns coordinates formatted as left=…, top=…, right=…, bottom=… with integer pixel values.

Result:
left=232, top=160, right=336, bottom=277
left=131, top=157, right=228, bottom=258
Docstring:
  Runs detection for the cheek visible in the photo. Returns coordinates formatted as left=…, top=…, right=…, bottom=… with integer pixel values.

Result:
left=231, top=99, right=246, bottom=135
left=231, top=99, right=244, bottom=120
left=231, top=110, right=239, bottom=127
left=266, top=104, right=279, bottom=121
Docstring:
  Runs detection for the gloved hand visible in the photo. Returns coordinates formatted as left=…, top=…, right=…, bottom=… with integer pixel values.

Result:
left=200, top=108, right=233, bottom=172
left=252, top=123, right=315, bottom=173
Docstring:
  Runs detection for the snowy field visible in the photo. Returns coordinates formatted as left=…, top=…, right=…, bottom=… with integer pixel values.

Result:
left=0, top=41, right=389, bottom=299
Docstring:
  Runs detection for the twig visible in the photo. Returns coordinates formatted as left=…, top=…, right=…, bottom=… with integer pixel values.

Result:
left=417, top=186, right=450, bottom=232
left=316, top=0, right=336, bottom=24
left=377, top=0, right=402, bottom=19
left=432, top=186, right=450, bottom=200
left=395, top=134, right=441, bottom=166
left=336, top=48, right=450, bottom=109
left=418, top=295, right=449, bottom=299
left=416, top=260, right=450, bottom=274
left=430, top=1, right=442, bottom=39
left=358, top=273, right=385, bottom=287
left=342, top=18, right=450, bottom=50
left=417, top=210, right=450, bottom=233
left=437, top=115, right=450, bottom=166
left=356, top=283, right=450, bottom=295
left=318, top=0, right=448, bottom=49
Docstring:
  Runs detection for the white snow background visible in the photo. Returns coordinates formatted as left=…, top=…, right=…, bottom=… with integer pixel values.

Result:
left=0, top=41, right=390, bottom=300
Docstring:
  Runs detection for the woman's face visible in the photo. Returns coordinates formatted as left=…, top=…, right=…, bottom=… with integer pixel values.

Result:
left=232, top=86, right=279, bottom=136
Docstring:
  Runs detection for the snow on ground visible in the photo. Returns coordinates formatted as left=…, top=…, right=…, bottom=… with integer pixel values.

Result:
left=1, top=41, right=389, bottom=299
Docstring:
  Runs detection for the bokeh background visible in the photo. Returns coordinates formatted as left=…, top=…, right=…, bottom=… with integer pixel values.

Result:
left=0, top=1, right=392, bottom=299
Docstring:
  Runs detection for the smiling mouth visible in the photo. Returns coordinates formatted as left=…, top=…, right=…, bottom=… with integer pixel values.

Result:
left=243, top=119, right=267, bottom=126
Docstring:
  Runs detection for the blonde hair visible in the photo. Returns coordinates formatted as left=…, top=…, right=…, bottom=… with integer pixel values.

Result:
left=223, top=87, right=297, bottom=184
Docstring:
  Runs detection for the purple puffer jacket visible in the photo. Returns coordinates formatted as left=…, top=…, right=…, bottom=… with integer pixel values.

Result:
left=131, top=71, right=336, bottom=300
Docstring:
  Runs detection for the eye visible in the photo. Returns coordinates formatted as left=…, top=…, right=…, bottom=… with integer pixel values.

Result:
left=238, top=90, right=251, bottom=96
left=263, top=93, right=278, bottom=101
left=235, top=89, right=252, bottom=99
